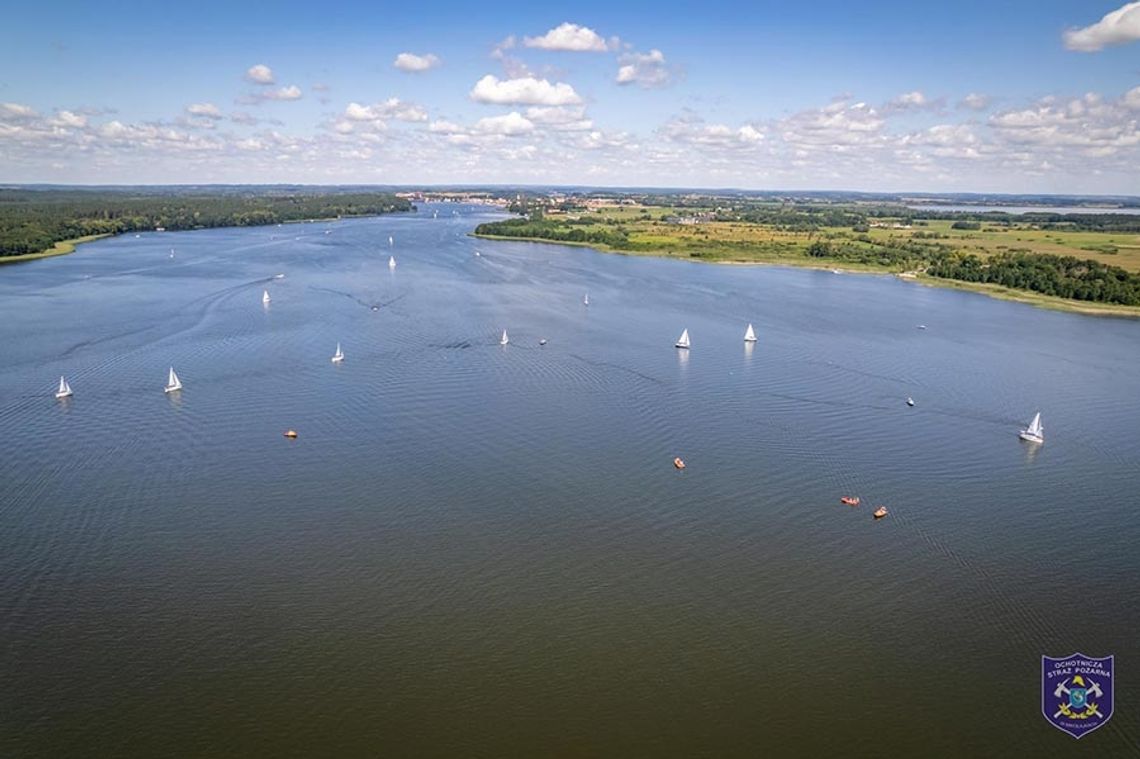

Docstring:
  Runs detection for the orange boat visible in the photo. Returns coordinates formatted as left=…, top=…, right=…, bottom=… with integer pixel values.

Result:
left=673, top=457, right=686, bottom=470
left=873, top=506, right=888, bottom=519
left=283, top=430, right=299, bottom=439
left=840, top=496, right=860, bottom=506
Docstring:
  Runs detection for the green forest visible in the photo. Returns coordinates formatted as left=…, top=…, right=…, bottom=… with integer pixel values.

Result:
left=0, top=189, right=412, bottom=258
left=927, top=252, right=1140, bottom=306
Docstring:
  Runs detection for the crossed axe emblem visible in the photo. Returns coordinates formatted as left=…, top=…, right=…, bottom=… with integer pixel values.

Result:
left=1053, top=678, right=1105, bottom=719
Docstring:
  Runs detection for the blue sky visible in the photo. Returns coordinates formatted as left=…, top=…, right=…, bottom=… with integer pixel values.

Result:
left=1, top=0, right=1139, bottom=192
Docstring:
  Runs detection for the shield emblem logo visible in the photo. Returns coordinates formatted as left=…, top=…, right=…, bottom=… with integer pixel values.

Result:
left=1042, top=654, right=1114, bottom=739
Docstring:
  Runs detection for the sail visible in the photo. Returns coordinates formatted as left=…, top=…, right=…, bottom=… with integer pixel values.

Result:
left=744, top=323, right=757, bottom=342
left=676, top=328, right=690, bottom=348
left=389, top=256, right=396, bottom=268
left=167, top=367, right=181, bottom=390
left=332, top=342, right=344, bottom=361
left=584, top=293, right=589, bottom=305
left=388, top=236, right=394, bottom=246
left=57, top=376, right=71, bottom=396
left=500, top=330, right=509, bottom=346
left=262, top=290, right=271, bottom=304
left=1028, top=412, right=1042, bottom=436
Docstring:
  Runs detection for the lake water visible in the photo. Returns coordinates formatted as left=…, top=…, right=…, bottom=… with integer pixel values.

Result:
left=908, top=203, right=1140, bottom=215
left=2, top=204, right=1139, bottom=756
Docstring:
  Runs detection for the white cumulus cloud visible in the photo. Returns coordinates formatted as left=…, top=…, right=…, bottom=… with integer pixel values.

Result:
left=265, top=85, right=302, bottom=101
left=474, top=112, right=535, bottom=135
left=524, top=22, right=609, bottom=52
left=0, top=102, right=38, bottom=119
left=1064, top=2, right=1140, bottom=51
left=186, top=103, right=223, bottom=119
left=246, top=64, right=275, bottom=85
left=394, top=52, right=441, bottom=72
left=616, top=50, right=672, bottom=88
left=958, top=93, right=991, bottom=111
left=470, top=74, right=582, bottom=106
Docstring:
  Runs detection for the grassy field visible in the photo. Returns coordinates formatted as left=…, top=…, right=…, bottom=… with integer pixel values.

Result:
left=479, top=206, right=1140, bottom=316
left=0, top=234, right=112, bottom=265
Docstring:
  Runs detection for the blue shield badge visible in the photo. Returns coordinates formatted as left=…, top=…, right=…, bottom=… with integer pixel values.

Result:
left=1042, top=653, right=1114, bottom=739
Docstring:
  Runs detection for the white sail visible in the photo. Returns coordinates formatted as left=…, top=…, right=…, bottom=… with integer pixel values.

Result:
left=332, top=342, right=344, bottom=363
left=55, top=376, right=72, bottom=398
left=165, top=367, right=182, bottom=393
left=1028, top=412, right=1043, bottom=436
left=388, top=236, right=394, bottom=247
left=262, top=290, right=271, bottom=304
left=389, top=256, right=396, bottom=269
left=675, top=328, right=690, bottom=349
left=583, top=293, right=590, bottom=306
left=1019, top=411, right=1044, bottom=442
left=744, top=323, right=757, bottom=342
left=500, top=329, right=509, bottom=346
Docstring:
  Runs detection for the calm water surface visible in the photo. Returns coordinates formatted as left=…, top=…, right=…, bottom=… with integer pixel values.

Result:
left=2, top=205, right=1139, bottom=757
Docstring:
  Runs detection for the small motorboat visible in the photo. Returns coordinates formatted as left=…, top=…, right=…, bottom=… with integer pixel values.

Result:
left=673, top=457, right=686, bottom=470
left=539, top=338, right=548, bottom=346
left=873, top=506, right=888, bottom=519
left=283, top=430, right=299, bottom=439
left=906, top=397, right=915, bottom=407
left=840, top=496, right=860, bottom=506
left=917, top=325, right=927, bottom=330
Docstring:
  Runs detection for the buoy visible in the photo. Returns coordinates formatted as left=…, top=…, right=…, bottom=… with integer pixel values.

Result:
left=283, top=430, right=298, bottom=439
left=673, top=457, right=686, bottom=470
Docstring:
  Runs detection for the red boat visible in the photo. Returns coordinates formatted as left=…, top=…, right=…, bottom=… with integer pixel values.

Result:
left=840, top=496, right=860, bottom=506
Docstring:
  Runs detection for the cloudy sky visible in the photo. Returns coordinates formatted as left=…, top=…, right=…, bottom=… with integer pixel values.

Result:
left=2, top=0, right=1139, bottom=193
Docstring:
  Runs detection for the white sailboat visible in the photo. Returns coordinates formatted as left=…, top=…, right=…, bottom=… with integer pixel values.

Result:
left=500, top=329, right=509, bottom=346
left=1019, top=412, right=1044, bottom=444
left=583, top=293, right=590, bottom=306
left=389, top=255, right=396, bottom=270
left=55, top=376, right=73, bottom=399
left=388, top=235, right=394, bottom=247
left=744, top=323, right=757, bottom=343
left=675, top=328, right=690, bottom=349
left=331, top=342, right=344, bottom=363
left=164, top=367, right=182, bottom=393
left=262, top=289, right=271, bottom=305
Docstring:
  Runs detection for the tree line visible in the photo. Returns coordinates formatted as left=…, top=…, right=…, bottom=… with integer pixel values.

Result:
left=927, top=252, right=1140, bottom=306
left=474, top=218, right=631, bottom=249
left=0, top=189, right=412, bottom=257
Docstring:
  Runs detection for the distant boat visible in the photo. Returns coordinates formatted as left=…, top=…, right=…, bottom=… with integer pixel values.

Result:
left=500, top=329, right=509, bottom=346
left=55, top=376, right=73, bottom=399
left=583, top=293, right=590, bottom=306
left=274, top=273, right=285, bottom=279
left=164, top=367, right=182, bottom=393
left=389, top=256, right=396, bottom=270
left=675, top=328, right=690, bottom=349
left=433, top=210, right=439, bottom=219
left=539, top=338, right=548, bottom=346
left=917, top=324, right=927, bottom=330
left=331, top=342, right=344, bottom=363
left=474, top=251, right=481, bottom=257
left=262, top=290, right=271, bottom=304
left=388, top=236, right=394, bottom=247
left=1019, top=412, right=1044, bottom=444
left=169, top=249, right=175, bottom=259
left=873, top=506, right=889, bottom=519
left=744, top=323, right=757, bottom=343
left=906, top=397, right=915, bottom=407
